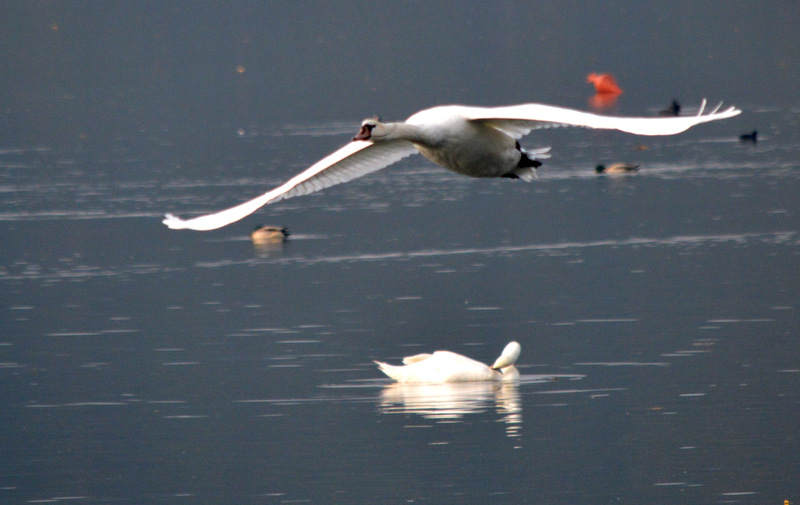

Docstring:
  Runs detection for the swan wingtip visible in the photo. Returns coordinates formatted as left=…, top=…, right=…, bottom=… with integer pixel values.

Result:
left=696, top=99, right=741, bottom=118
left=162, top=213, right=187, bottom=230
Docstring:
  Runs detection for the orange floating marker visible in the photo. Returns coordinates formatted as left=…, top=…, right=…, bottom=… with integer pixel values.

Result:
left=588, top=93, right=619, bottom=111
left=587, top=72, right=623, bottom=95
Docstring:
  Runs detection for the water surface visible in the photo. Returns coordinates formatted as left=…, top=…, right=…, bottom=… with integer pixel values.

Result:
left=1, top=3, right=799, bottom=504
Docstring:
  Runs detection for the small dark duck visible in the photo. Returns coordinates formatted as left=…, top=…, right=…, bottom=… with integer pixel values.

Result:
left=659, top=100, right=682, bottom=116
left=739, top=130, right=758, bottom=143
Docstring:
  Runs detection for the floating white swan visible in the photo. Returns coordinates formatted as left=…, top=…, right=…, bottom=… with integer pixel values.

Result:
left=374, top=341, right=522, bottom=383
left=163, top=100, right=740, bottom=231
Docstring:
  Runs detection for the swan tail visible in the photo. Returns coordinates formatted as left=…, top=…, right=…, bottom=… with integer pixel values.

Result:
left=525, top=146, right=552, bottom=159
left=508, top=166, right=538, bottom=181
left=374, top=360, right=404, bottom=381
left=509, top=146, right=550, bottom=181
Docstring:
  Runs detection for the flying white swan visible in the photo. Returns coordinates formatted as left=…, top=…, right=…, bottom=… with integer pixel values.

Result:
left=163, top=100, right=740, bottom=231
left=374, top=341, right=522, bottom=383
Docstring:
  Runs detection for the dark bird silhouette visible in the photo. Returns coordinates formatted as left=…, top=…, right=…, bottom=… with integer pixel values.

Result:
left=739, top=130, right=758, bottom=143
left=660, top=100, right=681, bottom=116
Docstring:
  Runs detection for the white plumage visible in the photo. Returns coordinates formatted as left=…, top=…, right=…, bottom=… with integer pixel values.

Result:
left=163, top=100, right=740, bottom=231
left=375, top=341, right=522, bottom=383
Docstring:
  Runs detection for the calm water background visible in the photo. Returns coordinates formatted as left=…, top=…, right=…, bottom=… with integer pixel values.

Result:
left=1, top=2, right=799, bottom=504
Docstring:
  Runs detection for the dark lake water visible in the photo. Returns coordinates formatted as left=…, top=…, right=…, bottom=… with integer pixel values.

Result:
left=2, top=3, right=799, bottom=504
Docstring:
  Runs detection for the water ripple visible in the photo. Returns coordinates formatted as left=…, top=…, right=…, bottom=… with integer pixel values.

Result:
left=195, top=231, right=798, bottom=268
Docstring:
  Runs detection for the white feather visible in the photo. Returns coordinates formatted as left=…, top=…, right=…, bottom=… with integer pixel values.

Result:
left=375, top=341, right=522, bottom=383
left=163, top=140, right=417, bottom=230
left=458, top=99, right=741, bottom=137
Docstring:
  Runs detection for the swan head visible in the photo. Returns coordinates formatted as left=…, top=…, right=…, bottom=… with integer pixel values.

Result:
left=353, top=117, right=396, bottom=141
left=491, top=341, right=521, bottom=371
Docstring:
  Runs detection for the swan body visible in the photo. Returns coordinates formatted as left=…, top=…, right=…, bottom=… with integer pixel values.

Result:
left=163, top=100, right=740, bottom=231
left=596, top=163, right=640, bottom=174
left=375, top=341, right=522, bottom=383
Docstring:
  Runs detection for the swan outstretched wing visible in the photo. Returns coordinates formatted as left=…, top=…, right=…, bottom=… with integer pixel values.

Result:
left=163, top=139, right=418, bottom=231
left=464, top=99, right=741, bottom=139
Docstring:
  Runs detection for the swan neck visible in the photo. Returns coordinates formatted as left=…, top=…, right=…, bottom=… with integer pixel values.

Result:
left=499, top=365, right=519, bottom=381
left=383, top=122, right=427, bottom=143
left=492, top=343, right=521, bottom=370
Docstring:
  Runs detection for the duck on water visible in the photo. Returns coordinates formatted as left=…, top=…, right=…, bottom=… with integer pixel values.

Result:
left=596, top=163, right=640, bottom=174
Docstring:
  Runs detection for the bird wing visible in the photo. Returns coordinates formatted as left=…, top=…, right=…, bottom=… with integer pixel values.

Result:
left=163, top=139, right=419, bottom=231
left=463, top=99, right=741, bottom=139
left=428, top=351, right=488, bottom=370
left=402, top=353, right=433, bottom=365
left=424, top=351, right=495, bottom=381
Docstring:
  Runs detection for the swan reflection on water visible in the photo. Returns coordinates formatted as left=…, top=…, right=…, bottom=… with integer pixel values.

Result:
left=377, top=374, right=577, bottom=438
left=378, top=380, right=522, bottom=437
